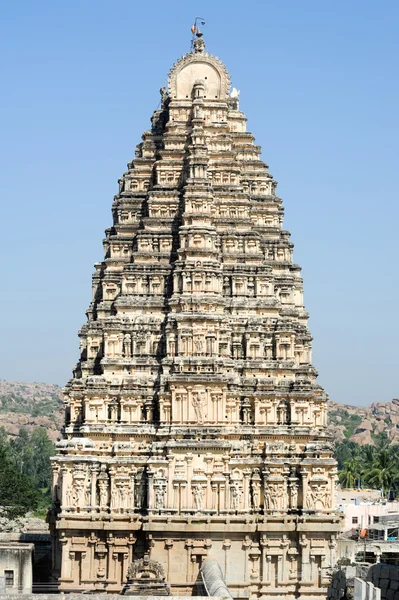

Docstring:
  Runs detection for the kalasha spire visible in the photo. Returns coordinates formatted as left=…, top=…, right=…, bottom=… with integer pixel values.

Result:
left=50, top=29, right=339, bottom=599
left=191, top=16, right=206, bottom=53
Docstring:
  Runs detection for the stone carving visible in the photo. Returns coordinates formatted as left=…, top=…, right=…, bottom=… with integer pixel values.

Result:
left=160, top=86, right=169, bottom=109
left=265, top=482, right=285, bottom=512
left=192, top=484, right=204, bottom=510
left=306, top=482, right=330, bottom=511
left=289, top=479, right=299, bottom=510
left=251, top=469, right=261, bottom=511
left=192, top=391, right=207, bottom=423
left=127, top=553, right=165, bottom=580
left=123, top=333, right=132, bottom=358
left=122, top=554, right=170, bottom=596
left=230, top=481, right=241, bottom=511
left=154, top=471, right=167, bottom=510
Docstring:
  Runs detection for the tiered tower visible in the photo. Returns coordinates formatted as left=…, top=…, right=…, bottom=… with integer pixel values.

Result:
left=50, top=31, right=340, bottom=598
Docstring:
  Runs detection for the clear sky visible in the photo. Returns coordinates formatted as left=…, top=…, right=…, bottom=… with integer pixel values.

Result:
left=0, top=1, right=398, bottom=406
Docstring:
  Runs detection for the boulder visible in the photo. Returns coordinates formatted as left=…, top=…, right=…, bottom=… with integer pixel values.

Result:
left=349, top=429, right=374, bottom=446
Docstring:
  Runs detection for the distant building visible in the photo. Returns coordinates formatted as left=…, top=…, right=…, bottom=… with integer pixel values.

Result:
left=0, top=542, right=33, bottom=594
left=337, top=489, right=399, bottom=533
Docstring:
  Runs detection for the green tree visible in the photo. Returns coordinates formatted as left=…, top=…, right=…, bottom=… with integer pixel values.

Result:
left=29, top=428, right=55, bottom=489
left=335, top=441, right=361, bottom=470
left=339, top=457, right=362, bottom=489
left=9, top=428, right=33, bottom=474
left=0, top=427, right=55, bottom=518
left=362, top=448, right=398, bottom=495
left=0, top=445, right=39, bottom=518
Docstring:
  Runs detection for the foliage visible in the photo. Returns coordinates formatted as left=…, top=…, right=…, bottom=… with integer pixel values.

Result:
left=329, top=409, right=362, bottom=438
left=0, top=426, right=55, bottom=518
left=0, top=391, right=62, bottom=416
left=335, top=439, right=399, bottom=496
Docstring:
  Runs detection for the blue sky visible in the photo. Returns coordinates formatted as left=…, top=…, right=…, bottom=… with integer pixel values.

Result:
left=0, top=1, right=398, bottom=406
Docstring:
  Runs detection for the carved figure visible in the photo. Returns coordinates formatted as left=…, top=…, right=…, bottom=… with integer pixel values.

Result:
left=155, top=484, right=165, bottom=509
left=123, top=333, right=132, bottom=358
left=194, top=336, right=203, bottom=353
left=266, top=483, right=285, bottom=511
left=193, top=484, right=204, bottom=510
left=290, top=482, right=299, bottom=509
left=160, top=86, right=169, bottom=108
left=123, top=553, right=170, bottom=596
left=192, top=391, right=207, bottom=423
left=307, top=483, right=329, bottom=511
left=99, top=482, right=108, bottom=509
left=85, top=481, right=91, bottom=506
left=65, top=487, right=73, bottom=506
left=251, top=478, right=261, bottom=511
left=111, top=487, right=118, bottom=510
left=230, top=482, right=241, bottom=510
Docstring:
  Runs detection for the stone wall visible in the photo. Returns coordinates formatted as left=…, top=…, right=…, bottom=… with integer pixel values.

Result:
left=367, top=564, right=399, bottom=600
left=0, top=543, right=33, bottom=595
left=327, top=569, right=346, bottom=600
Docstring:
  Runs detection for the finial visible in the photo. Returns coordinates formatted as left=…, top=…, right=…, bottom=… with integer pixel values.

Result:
left=191, top=17, right=206, bottom=53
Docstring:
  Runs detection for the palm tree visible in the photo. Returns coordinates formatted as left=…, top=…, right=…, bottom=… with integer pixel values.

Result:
left=361, top=445, right=376, bottom=475
left=339, top=458, right=362, bottom=489
left=362, top=449, right=399, bottom=496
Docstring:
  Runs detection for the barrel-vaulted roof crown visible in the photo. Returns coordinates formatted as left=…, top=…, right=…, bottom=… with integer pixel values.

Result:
left=168, top=48, right=231, bottom=101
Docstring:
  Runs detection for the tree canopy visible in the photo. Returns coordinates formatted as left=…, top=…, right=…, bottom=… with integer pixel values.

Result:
left=336, top=439, right=399, bottom=495
left=0, top=426, right=55, bottom=518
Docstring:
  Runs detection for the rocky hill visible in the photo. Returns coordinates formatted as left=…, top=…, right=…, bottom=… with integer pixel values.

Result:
left=0, top=379, right=64, bottom=441
left=327, top=399, right=399, bottom=445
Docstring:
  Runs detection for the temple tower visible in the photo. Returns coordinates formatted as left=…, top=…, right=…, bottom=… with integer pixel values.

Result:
left=50, top=30, right=340, bottom=598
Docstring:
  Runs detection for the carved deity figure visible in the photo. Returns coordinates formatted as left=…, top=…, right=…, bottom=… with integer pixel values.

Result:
left=71, top=488, right=79, bottom=507
left=119, top=484, right=127, bottom=508
left=85, top=481, right=91, bottom=506
left=290, top=481, right=299, bottom=509
left=307, top=483, right=329, bottom=511
left=230, top=482, right=241, bottom=511
left=66, top=487, right=73, bottom=506
left=266, top=483, right=285, bottom=511
left=155, top=484, right=165, bottom=509
left=194, top=336, right=203, bottom=353
left=277, top=400, right=288, bottom=424
left=111, top=487, right=118, bottom=510
left=99, top=481, right=108, bottom=509
left=192, top=391, right=207, bottom=424
left=193, top=484, right=204, bottom=510
left=73, top=477, right=85, bottom=508
left=123, top=333, right=132, bottom=358
left=251, top=476, right=261, bottom=511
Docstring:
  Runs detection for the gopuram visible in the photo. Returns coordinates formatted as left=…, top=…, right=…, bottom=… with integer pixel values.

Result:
left=50, top=26, right=340, bottom=598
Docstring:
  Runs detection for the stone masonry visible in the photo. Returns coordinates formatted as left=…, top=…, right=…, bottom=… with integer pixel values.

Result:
left=50, top=28, right=340, bottom=598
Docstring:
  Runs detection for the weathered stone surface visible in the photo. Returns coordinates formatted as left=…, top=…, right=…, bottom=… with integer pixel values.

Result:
left=50, top=28, right=340, bottom=599
left=349, top=429, right=374, bottom=446
left=0, top=542, right=33, bottom=594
